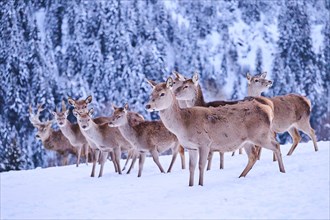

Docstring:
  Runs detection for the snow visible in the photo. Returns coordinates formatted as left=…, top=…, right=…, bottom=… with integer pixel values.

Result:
left=1, top=141, right=329, bottom=219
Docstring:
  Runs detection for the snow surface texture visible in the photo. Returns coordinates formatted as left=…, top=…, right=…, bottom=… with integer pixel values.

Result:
left=1, top=141, right=329, bottom=219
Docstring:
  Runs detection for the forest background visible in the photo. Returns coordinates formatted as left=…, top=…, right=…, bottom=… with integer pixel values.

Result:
left=0, top=0, right=329, bottom=171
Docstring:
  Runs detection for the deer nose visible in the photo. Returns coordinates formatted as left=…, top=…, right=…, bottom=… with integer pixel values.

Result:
left=82, top=125, right=87, bottom=129
left=59, top=122, right=63, bottom=126
left=145, top=104, right=151, bottom=110
left=268, top=81, right=273, bottom=86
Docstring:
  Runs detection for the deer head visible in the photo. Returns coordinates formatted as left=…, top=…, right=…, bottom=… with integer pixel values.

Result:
left=74, top=108, right=94, bottom=130
left=246, top=72, right=273, bottom=96
left=52, top=100, right=69, bottom=127
left=108, top=103, right=129, bottom=127
left=68, top=95, right=92, bottom=114
left=174, top=72, right=199, bottom=100
left=145, top=77, right=174, bottom=112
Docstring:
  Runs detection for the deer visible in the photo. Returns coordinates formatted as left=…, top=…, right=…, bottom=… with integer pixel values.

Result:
left=246, top=72, right=318, bottom=158
left=29, top=104, right=77, bottom=166
left=52, top=101, right=90, bottom=167
left=145, top=77, right=285, bottom=186
left=172, top=71, right=239, bottom=170
left=67, top=95, right=146, bottom=173
left=73, top=108, right=136, bottom=177
left=108, top=103, right=185, bottom=177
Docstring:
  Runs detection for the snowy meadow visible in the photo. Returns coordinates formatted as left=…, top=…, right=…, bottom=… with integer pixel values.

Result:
left=1, top=141, right=329, bottom=219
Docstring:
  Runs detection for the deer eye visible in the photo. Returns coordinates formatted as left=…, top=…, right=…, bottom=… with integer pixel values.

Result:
left=160, top=93, right=165, bottom=97
left=183, top=85, right=188, bottom=89
left=254, top=79, right=259, bottom=82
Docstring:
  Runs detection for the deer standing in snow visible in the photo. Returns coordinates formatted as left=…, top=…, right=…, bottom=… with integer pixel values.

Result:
left=172, top=71, right=239, bottom=170
left=108, top=103, right=185, bottom=177
left=29, top=104, right=77, bottom=166
left=74, top=107, right=139, bottom=177
left=68, top=95, right=145, bottom=174
left=52, top=101, right=90, bottom=167
left=145, top=77, right=285, bottom=186
left=246, top=72, right=318, bottom=157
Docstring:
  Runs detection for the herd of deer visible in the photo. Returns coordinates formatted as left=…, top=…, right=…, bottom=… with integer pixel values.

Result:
left=29, top=71, right=318, bottom=187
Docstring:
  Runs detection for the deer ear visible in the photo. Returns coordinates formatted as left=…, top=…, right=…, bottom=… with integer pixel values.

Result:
left=192, top=72, right=199, bottom=86
left=166, top=77, right=174, bottom=88
left=65, top=110, right=70, bottom=116
left=88, top=108, right=94, bottom=117
left=246, top=72, right=252, bottom=83
left=261, top=72, right=267, bottom=78
left=111, top=103, right=118, bottom=110
left=86, top=95, right=92, bottom=104
left=68, top=97, right=75, bottom=106
left=146, top=79, right=157, bottom=88
left=172, top=70, right=186, bottom=81
left=124, top=103, right=129, bottom=111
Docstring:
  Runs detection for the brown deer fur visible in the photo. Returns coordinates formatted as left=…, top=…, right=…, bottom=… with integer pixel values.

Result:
left=246, top=72, right=318, bottom=156
left=108, top=104, right=185, bottom=177
left=145, top=77, right=285, bottom=186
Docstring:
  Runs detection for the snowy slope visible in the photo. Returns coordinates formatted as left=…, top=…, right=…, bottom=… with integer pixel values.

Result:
left=1, top=141, right=329, bottom=219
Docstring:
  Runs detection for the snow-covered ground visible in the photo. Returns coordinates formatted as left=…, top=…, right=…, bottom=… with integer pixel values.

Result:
left=1, top=141, right=329, bottom=219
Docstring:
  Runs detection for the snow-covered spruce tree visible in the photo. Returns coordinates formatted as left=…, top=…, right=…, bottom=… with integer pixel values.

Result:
left=255, top=47, right=263, bottom=74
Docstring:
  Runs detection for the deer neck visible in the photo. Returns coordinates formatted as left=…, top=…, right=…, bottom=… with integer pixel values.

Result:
left=43, top=130, right=60, bottom=150
left=82, top=120, right=103, bottom=141
left=59, top=119, right=76, bottom=139
left=247, top=85, right=262, bottom=97
left=186, top=85, right=205, bottom=107
left=159, top=92, right=186, bottom=133
left=117, top=115, right=139, bottom=145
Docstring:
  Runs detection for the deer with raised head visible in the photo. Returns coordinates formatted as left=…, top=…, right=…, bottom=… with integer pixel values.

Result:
left=145, top=77, right=285, bottom=186
left=246, top=72, right=318, bottom=157
left=52, top=101, right=90, bottom=167
left=108, top=103, right=185, bottom=177
left=67, top=95, right=146, bottom=173
left=74, top=108, right=135, bottom=177
left=29, top=105, right=77, bottom=166
left=173, top=71, right=239, bottom=170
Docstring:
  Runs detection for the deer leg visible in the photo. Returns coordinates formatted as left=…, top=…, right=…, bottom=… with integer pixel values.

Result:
left=150, top=149, right=165, bottom=173
left=239, top=144, right=258, bottom=178
left=256, top=146, right=262, bottom=160
left=98, top=151, right=108, bottom=178
left=76, top=145, right=82, bottom=167
left=220, top=152, right=224, bottom=169
left=62, top=154, right=69, bottom=166
left=188, top=149, right=198, bottom=187
left=287, top=127, right=301, bottom=156
left=179, top=145, right=186, bottom=170
left=127, top=152, right=138, bottom=174
left=122, top=150, right=132, bottom=171
left=206, top=151, right=213, bottom=171
left=91, top=149, right=100, bottom=177
left=84, top=144, right=89, bottom=165
left=109, top=151, right=118, bottom=173
left=296, top=121, right=318, bottom=152
left=239, top=148, right=243, bottom=154
left=137, top=153, right=146, bottom=177
left=167, top=143, right=179, bottom=173
left=198, top=147, right=210, bottom=186
left=113, top=147, right=122, bottom=175
left=259, top=137, right=285, bottom=173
